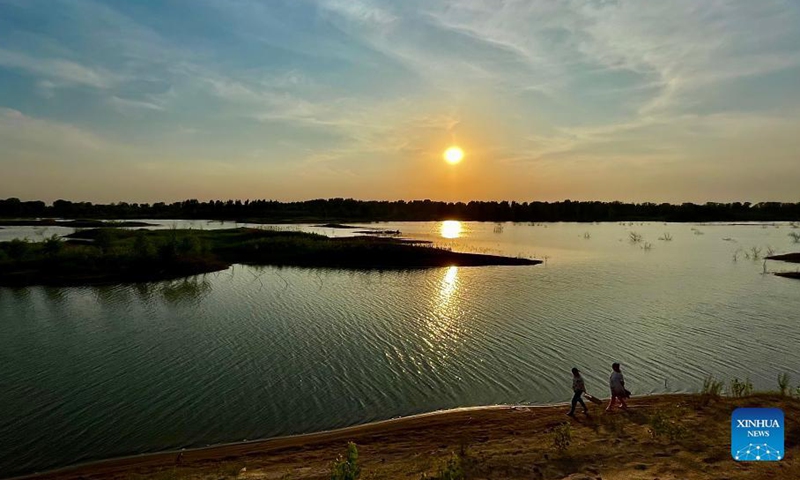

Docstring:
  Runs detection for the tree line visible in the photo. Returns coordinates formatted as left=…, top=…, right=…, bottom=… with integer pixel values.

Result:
left=1, top=197, right=799, bottom=222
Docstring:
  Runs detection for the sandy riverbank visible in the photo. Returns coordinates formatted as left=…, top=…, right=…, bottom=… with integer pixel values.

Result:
left=13, top=393, right=799, bottom=480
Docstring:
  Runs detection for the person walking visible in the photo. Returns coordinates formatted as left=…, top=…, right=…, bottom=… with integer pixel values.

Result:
left=606, top=362, right=628, bottom=412
left=567, top=367, right=589, bottom=416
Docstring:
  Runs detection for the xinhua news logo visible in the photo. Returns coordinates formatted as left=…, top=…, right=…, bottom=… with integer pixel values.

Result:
left=731, top=408, right=784, bottom=461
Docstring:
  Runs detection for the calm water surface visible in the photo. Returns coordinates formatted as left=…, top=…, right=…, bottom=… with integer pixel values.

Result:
left=1, top=221, right=799, bottom=476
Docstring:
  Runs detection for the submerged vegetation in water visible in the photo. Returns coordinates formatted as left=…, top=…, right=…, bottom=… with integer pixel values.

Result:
left=0, top=228, right=540, bottom=286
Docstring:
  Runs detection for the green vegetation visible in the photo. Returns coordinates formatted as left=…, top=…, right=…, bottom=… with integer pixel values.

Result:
left=729, top=377, right=753, bottom=397
left=701, top=375, right=724, bottom=403
left=551, top=422, right=572, bottom=453
left=647, top=411, right=687, bottom=442
left=0, top=228, right=540, bottom=286
left=423, top=453, right=465, bottom=480
left=779, top=373, right=791, bottom=396
left=330, top=442, right=360, bottom=480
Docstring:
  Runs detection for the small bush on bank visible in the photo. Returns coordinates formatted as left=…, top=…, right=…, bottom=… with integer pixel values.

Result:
left=330, top=442, right=360, bottom=480
left=730, top=378, right=753, bottom=398
left=552, top=422, right=572, bottom=452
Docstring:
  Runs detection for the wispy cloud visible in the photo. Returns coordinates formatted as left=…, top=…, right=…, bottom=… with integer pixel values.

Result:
left=1, top=0, right=799, bottom=201
left=0, top=48, right=119, bottom=89
left=0, top=107, right=110, bottom=151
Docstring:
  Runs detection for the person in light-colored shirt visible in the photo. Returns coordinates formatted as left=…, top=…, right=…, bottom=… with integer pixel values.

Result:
left=567, top=367, right=588, bottom=416
left=606, top=362, right=628, bottom=412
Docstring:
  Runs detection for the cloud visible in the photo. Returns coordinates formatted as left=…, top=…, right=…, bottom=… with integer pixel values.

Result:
left=0, top=48, right=119, bottom=89
left=1, top=0, right=799, bottom=201
left=108, top=95, right=166, bottom=112
left=318, top=0, right=398, bottom=25
left=0, top=107, right=110, bottom=151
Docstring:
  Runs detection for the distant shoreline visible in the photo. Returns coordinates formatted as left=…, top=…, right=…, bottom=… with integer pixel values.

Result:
left=3, top=197, right=800, bottom=223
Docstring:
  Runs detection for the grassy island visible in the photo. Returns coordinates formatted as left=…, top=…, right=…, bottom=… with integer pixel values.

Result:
left=0, top=219, right=157, bottom=228
left=0, top=228, right=540, bottom=287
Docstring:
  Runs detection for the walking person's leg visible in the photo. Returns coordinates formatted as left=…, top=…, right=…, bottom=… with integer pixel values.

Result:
left=578, top=394, right=588, bottom=413
left=568, top=391, right=580, bottom=416
left=619, top=395, right=628, bottom=410
left=605, top=394, right=618, bottom=412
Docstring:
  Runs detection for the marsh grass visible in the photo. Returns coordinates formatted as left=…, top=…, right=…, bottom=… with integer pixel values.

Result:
left=729, top=378, right=753, bottom=397
left=658, top=233, right=673, bottom=241
left=779, top=373, right=791, bottom=396
left=700, top=375, right=724, bottom=405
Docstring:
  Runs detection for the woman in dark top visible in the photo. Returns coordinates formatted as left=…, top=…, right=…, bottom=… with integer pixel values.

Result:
left=567, top=367, right=589, bottom=416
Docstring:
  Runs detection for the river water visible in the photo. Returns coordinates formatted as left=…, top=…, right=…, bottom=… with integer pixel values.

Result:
left=1, top=220, right=798, bottom=476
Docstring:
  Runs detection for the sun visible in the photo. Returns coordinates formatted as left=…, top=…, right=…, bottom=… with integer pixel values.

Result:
left=443, top=146, right=464, bottom=164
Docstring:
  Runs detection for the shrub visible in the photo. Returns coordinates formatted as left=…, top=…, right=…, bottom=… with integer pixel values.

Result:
left=423, top=453, right=464, bottom=480
left=778, top=373, right=791, bottom=396
left=702, top=375, right=723, bottom=397
left=789, top=232, right=800, bottom=243
left=178, top=235, right=203, bottom=256
left=42, top=234, right=63, bottom=257
left=648, top=411, right=687, bottom=442
left=133, top=232, right=156, bottom=259
left=330, top=442, right=360, bottom=480
left=94, top=229, right=114, bottom=253
left=552, top=422, right=571, bottom=452
left=729, top=378, right=753, bottom=398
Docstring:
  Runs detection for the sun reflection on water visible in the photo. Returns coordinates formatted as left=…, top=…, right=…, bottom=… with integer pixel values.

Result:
left=440, top=220, right=462, bottom=239
left=440, top=266, right=458, bottom=299
left=423, top=266, right=464, bottom=353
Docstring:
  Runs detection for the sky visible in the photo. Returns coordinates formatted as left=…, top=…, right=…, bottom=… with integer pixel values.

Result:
left=1, top=0, right=799, bottom=204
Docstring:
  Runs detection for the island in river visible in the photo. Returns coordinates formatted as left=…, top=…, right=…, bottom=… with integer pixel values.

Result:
left=767, top=252, right=800, bottom=280
left=0, top=227, right=540, bottom=287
